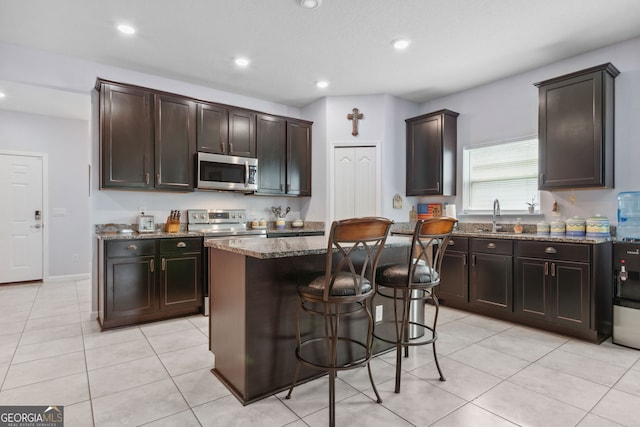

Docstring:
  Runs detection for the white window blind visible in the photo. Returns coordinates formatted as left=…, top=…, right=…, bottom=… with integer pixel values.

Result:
left=463, top=138, right=539, bottom=212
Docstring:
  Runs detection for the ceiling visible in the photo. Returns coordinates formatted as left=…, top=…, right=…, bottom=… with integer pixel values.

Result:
left=1, top=0, right=640, bottom=119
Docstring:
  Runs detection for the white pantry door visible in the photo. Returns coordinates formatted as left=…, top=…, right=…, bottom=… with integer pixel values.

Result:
left=0, top=154, right=44, bottom=283
left=333, top=146, right=377, bottom=220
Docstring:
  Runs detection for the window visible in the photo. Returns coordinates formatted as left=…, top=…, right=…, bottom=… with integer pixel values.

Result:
left=463, top=138, right=539, bottom=212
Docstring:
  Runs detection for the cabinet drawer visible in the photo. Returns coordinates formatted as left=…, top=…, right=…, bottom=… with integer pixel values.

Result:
left=159, top=237, right=202, bottom=254
left=107, top=239, right=156, bottom=257
left=516, top=241, right=590, bottom=262
left=471, top=238, right=513, bottom=255
left=447, top=236, right=468, bottom=251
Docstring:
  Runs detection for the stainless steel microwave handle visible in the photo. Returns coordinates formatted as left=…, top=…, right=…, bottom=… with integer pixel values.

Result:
left=244, top=161, right=249, bottom=187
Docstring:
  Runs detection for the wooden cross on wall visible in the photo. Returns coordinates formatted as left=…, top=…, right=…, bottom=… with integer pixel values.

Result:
left=347, top=108, right=363, bottom=136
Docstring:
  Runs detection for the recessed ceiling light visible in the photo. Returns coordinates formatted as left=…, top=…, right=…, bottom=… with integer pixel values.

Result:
left=0, top=92, right=6, bottom=98
left=392, top=39, right=411, bottom=50
left=298, top=0, right=322, bottom=9
left=316, top=81, right=329, bottom=89
left=235, top=57, right=250, bottom=67
left=117, top=24, right=136, bottom=35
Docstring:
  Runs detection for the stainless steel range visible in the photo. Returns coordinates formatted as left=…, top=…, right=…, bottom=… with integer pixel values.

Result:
left=187, top=209, right=266, bottom=238
left=189, top=209, right=265, bottom=316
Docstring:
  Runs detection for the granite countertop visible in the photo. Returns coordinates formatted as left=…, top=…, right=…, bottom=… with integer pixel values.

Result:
left=95, top=221, right=325, bottom=241
left=96, top=230, right=202, bottom=240
left=390, top=222, right=612, bottom=245
left=205, top=235, right=412, bottom=259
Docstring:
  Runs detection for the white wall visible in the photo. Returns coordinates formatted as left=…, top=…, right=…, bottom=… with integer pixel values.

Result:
left=418, top=36, right=640, bottom=224
left=0, top=110, right=90, bottom=278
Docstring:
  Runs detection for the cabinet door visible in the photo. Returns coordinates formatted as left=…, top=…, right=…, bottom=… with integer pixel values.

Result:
left=537, top=64, right=617, bottom=190
left=438, top=250, right=468, bottom=304
left=287, top=120, right=312, bottom=196
left=470, top=253, right=513, bottom=311
left=154, top=94, right=196, bottom=191
left=552, top=261, right=590, bottom=328
left=105, top=255, right=156, bottom=322
left=515, top=257, right=549, bottom=320
left=256, top=114, right=286, bottom=194
left=100, top=83, right=154, bottom=189
left=159, top=252, right=202, bottom=312
left=228, top=108, right=256, bottom=158
left=197, top=102, right=228, bottom=154
left=406, top=110, right=457, bottom=196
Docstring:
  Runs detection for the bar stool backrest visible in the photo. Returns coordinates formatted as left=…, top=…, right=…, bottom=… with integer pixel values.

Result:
left=323, top=217, right=394, bottom=301
left=407, top=217, right=457, bottom=287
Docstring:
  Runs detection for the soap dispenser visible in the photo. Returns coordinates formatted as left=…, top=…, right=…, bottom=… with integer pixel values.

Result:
left=513, top=218, right=523, bottom=234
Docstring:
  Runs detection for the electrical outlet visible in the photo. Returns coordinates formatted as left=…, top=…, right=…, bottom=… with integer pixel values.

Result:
left=375, top=305, right=383, bottom=322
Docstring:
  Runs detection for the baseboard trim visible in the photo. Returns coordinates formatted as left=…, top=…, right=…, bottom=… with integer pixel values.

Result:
left=45, top=273, right=91, bottom=283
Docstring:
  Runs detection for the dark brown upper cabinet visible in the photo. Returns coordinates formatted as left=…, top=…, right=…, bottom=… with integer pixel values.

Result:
left=256, top=116, right=312, bottom=196
left=286, top=119, right=312, bottom=196
left=536, top=63, right=619, bottom=190
left=155, top=94, right=196, bottom=191
left=98, top=80, right=196, bottom=191
left=406, top=109, right=458, bottom=196
left=256, top=114, right=286, bottom=194
left=197, top=103, right=256, bottom=158
left=99, top=82, right=154, bottom=189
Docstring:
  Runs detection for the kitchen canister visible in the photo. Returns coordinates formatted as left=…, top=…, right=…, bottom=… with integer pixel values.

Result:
left=537, top=221, right=550, bottom=236
left=586, top=215, right=610, bottom=238
left=550, top=220, right=566, bottom=237
left=565, top=216, right=586, bottom=237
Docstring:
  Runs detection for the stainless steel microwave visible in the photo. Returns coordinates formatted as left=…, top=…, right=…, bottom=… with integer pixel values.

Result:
left=196, top=152, right=258, bottom=192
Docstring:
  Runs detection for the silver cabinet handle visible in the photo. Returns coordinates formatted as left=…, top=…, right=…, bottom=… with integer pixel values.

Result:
left=544, top=261, right=549, bottom=276
left=156, top=173, right=160, bottom=184
left=244, top=161, right=249, bottom=187
left=177, top=242, right=187, bottom=248
left=487, top=242, right=496, bottom=249
left=463, top=254, right=467, bottom=266
left=150, top=259, right=155, bottom=273
left=145, top=173, right=150, bottom=185
left=220, top=142, right=225, bottom=153
left=448, top=240, right=455, bottom=246
left=471, top=254, right=476, bottom=267
left=229, top=143, right=234, bottom=153
left=551, top=262, right=556, bottom=277
left=544, top=247, right=557, bottom=254
left=162, top=258, right=166, bottom=271
left=127, top=245, right=137, bottom=251
left=30, top=224, right=42, bottom=229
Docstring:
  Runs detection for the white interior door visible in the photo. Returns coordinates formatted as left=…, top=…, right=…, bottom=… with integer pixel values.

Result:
left=0, top=154, right=44, bottom=283
left=333, top=146, right=377, bottom=220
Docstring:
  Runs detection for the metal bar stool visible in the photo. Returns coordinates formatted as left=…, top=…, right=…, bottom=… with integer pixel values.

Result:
left=373, top=217, right=457, bottom=393
left=285, top=217, right=393, bottom=427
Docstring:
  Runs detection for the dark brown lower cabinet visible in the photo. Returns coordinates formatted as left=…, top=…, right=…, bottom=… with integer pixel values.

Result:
left=104, top=240, right=156, bottom=324
left=515, top=241, right=592, bottom=334
left=100, top=237, right=203, bottom=329
left=159, top=238, right=202, bottom=312
left=516, top=257, right=590, bottom=327
left=436, top=236, right=611, bottom=343
left=469, top=238, right=513, bottom=313
left=438, top=236, right=469, bottom=305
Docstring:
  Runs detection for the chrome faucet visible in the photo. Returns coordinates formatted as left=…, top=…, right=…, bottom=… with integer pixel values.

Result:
left=492, top=199, right=501, bottom=232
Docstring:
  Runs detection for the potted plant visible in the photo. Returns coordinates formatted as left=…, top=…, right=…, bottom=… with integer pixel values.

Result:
left=526, top=196, right=538, bottom=214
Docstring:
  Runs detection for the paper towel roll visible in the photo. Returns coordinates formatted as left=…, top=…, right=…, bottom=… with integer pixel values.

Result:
left=445, top=204, right=457, bottom=218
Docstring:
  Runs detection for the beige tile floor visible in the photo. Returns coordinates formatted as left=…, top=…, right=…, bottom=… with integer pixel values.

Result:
left=1, top=279, right=640, bottom=426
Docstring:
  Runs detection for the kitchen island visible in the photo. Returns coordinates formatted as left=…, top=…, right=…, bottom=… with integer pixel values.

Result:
left=205, top=235, right=411, bottom=404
